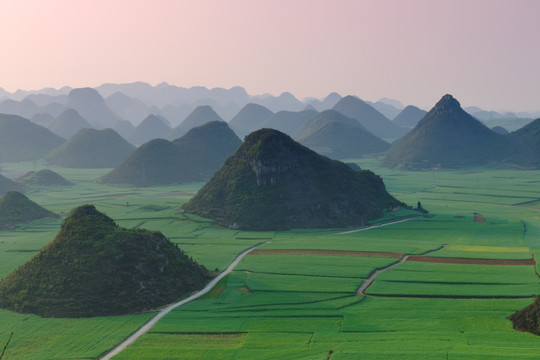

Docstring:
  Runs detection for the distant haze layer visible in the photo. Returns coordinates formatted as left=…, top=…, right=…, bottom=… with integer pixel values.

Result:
left=0, top=0, right=539, bottom=111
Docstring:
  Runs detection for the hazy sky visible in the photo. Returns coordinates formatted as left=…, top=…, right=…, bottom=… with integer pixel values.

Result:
left=1, top=0, right=539, bottom=111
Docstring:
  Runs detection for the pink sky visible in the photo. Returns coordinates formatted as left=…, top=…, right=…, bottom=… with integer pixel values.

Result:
left=0, top=0, right=539, bottom=111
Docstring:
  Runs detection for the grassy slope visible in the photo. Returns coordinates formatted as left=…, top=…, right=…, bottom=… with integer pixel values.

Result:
left=1, top=160, right=540, bottom=358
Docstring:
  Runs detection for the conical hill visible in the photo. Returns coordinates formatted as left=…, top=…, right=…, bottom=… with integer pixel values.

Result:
left=183, top=128, right=402, bottom=230
left=0, top=205, right=208, bottom=317
left=48, top=108, right=92, bottom=139
left=0, top=114, right=64, bottom=162
left=382, top=94, right=508, bottom=169
left=47, top=128, right=136, bottom=168
left=228, top=103, right=273, bottom=138
left=18, top=169, right=73, bottom=186
left=332, top=96, right=407, bottom=139
left=506, top=118, right=540, bottom=167
left=392, top=105, right=427, bottom=128
left=169, top=105, right=224, bottom=140
left=100, top=121, right=241, bottom=186
left=0, top=175, right=25, bottom=196
left=0, top=191, right=58, bottom=230
left=295, top=110, right=390, bottom=158
left=127, top=114, right=171, bottom=146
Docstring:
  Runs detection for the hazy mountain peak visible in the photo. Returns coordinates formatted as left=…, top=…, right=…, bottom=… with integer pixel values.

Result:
left=68, top=87, right=105, bottom=105
left=377, top=97, right=404, bottom=109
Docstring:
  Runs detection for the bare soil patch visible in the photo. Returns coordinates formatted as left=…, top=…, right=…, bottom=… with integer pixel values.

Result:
left=249, top=249, right=404, bottom=258
left=407, top=256, right=534, bottom=266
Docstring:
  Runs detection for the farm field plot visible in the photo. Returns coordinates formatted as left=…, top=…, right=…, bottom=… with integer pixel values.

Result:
left=367, top=261, right=540, bottom=298
left=239, top=253, right=398, bottom=278
left=2, top=161, right=540, bottom=359
left=428, top=244, right=532, bottom=260
left=0, top=309, right=152, bottom=360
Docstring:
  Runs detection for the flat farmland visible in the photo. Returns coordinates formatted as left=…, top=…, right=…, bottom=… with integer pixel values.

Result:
left=2, top=161, right=540, bottom=359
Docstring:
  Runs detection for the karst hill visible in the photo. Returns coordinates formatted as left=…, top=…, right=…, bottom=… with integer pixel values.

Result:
left=383, top=94, right=508, bottom=169
left=100, top=121, right=241, bottom=186
left=0, top=205, right=209, bottom=317
left=0, top=191, right=58, bottom=230
left=183, top=128, right=402, bottom=230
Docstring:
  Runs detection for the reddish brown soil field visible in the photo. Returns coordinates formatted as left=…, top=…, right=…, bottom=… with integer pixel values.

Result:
left=249, top=249, right=404, bottom=258
left=407, top=256, right=534, bottom=266
left=250, top=249, right=535, bottom=266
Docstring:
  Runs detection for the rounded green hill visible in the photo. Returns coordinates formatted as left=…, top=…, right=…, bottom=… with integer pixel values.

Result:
left=47, top=128, right=135, bottom=168
left=18, top=169, right=73, bottom=186
left=0, top=191, right=58, bottom=230
left=100, top=121, right=241, bottom=186
left=183, top=128, right=403, bottom=230
left=0, top=205, right=208, bottom=317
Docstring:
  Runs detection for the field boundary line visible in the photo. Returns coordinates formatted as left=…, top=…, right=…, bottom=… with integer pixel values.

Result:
left=100, top=241, right=270, bottom=360
left=366, top=294, right=537, bottom=300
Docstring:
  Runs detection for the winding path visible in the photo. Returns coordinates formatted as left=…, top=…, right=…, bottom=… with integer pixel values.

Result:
left=100, top=241, right=270, bottom=360
left=356, top=245, right=446, bottom=295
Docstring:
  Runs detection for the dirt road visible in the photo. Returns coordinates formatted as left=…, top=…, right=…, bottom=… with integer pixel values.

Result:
left=100, top=241, right=269, bottom=360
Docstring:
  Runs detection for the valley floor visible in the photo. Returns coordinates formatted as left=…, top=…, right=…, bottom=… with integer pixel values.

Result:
left=1, top=160, right=540, bottom=359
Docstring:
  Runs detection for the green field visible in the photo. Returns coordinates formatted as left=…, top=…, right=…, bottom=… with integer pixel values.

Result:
left=1, top=160, right=540, bottom=359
